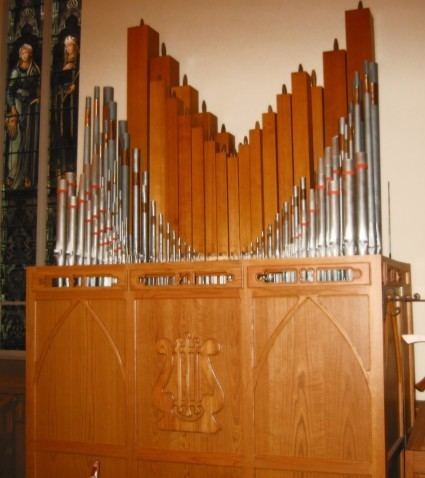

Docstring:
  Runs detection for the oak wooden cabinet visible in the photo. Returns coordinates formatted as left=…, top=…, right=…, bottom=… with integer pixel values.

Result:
left=26, top=255, right=414, bottom=477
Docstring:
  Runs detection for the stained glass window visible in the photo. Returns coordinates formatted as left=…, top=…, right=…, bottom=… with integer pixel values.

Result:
left=50, top=0, right=81, bottom=183
left=1, top=0, right=43, bottom=349
left=5, top=1, right=43, bottom=190
left=0, top=0, right=82, bottom=350
left=46, top=0, right=81, bottom=267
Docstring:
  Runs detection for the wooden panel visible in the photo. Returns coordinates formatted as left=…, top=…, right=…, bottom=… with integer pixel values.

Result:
left=215, top=151, right=229, bottom=258
left=138, top=461, right=243, bottom=477
left=323, top=47, right=348, bottom=147
left=238, top=143, right=251, bottom=253
left=253, top=294, right=372, bottom=462
left=256, top=472, right=368, bottom=478
left=35, top=453, right=128, bottom=478
left=318, top=294, right=370, bottom=370
left=134, top=295, right=242, bottom=451
left=149, top=80, right=168, bottom=215
left=261, top=107, right=278, bottom=227
left=276, top=90, right=294, bottom=206
left=227, top=154, right=240, bottom=258
left=345, top=6, right=375, bottom=103
left=178, top=114, right=193, bottom=244
left=33, top=299, right=128, bottom=445
left=127, top=24, right=159, bottom=172
left=204, top=141, right=217, bottom=259
left=191, top=127, right=205, bottom=254
left=249, top=125, right=263, bottom=238
left=291, top=70, right=314, bottom=188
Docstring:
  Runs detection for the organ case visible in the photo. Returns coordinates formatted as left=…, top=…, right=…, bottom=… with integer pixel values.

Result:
left=26, top=256, right=414, bottom=477
left=26, top=3, right=416, bottom=478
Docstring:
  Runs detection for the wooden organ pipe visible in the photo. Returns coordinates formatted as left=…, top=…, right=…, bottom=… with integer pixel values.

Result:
left=165, top=96, right=181, bottom=234
left=191, top=127, right=206, bottom=254
left=149, top=80, right=168, bottom=219
left=261, top=105, right=279, bottom=230
left=310, top=70, right=325, bottom=171
left=204, top=140, right=217, bottom=258
left=276, top=85, right=294, bottom=206
left=127, top=21, right=159, bottom=173
left=192, top=101, right=218, bottom=140
left=248, top=123, right=263, bottom=240
left=291, top=65, right=314, bottom=187
left=216, top=124, right=235, bottom=154
left=177, top=113, right=193, bottom=245
left=215, top=149, right=229, bottom=258
left=150, top=44, right=180, bottom=87
left=238, top=139, right=251, bottom=254
left=227, top=154, right=240, bottom=258
left=323, top=39, right=348, bottom=146
left=345, top=2, right=375, bottom=103
left=172, top=74, right=199, bottom=114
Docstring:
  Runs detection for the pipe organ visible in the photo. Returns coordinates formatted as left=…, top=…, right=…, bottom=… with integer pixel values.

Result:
left=52, top=3, right=383, bottom=267
left=27, top=3, right=415, bottom=478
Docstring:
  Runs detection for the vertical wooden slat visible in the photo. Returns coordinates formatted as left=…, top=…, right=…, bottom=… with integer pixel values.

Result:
left=238, top=142, right=252, bottom=253
left=215, top=150, right=229, bottom=258
left=261, top=107, right=278, bottom=228
left=291, top=68, right=314, bottom=187
left=177, top=114, right=193, bottom=245
left=191, top=127, right=205, bottom=254
left=127, top=24, right=159, bottom=172
left=149, top=80, right=168, bottom=216
left=276, top=88, right=294, bottom=207
left=249, top=124, right=263, bottom=239
left=227, top=154, right=240, bottom=258
left=204, top=140, right=217, bottom=258
left=323, top=44, right=348, bottom=147
left=311, top=73, right=325, bottom=170
left=165, top=96, right=182, bottom=233
left=345, top=5, right=375, bottom=103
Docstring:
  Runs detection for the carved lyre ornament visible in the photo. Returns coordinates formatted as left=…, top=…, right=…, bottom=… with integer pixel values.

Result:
left=153, top=333, right=224, bottom=433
